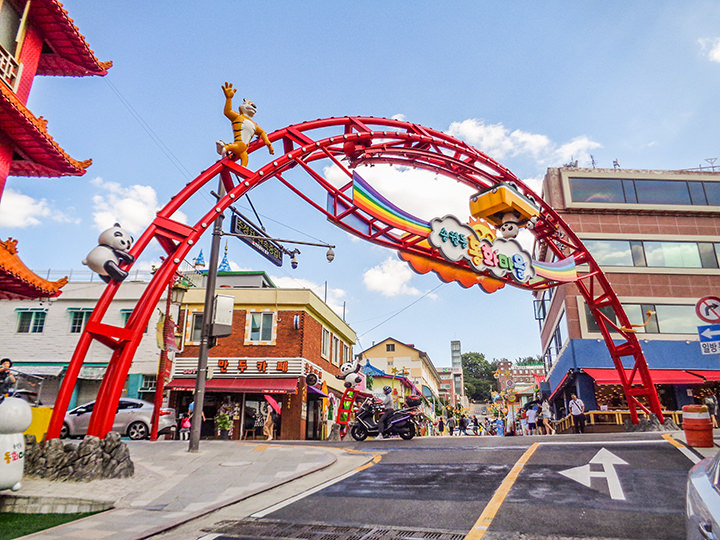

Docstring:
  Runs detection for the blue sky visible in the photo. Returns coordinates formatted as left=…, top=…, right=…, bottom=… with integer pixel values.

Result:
left=2, top=2, right=720, bottom=367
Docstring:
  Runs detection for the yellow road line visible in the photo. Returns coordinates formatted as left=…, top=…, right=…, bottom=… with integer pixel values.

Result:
left=355, top=454, right=382, bottom=472
left=252, top=443, right=269, bottom=452
left=661, top=433, right=684, bottom=448
left=464, top=442, right=539, bottom=540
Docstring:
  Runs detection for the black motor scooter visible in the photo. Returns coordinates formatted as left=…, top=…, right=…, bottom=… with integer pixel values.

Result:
left=349, top=397, right=423, bottom=441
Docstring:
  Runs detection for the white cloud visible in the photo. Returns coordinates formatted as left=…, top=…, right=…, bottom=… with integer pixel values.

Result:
left=699, top=38, right=720, bottom=63
left=363, top=257, right=425, bottom=297
left=391, top=113, right=406, bottom=122
left=270, top=275, right=347, bottom=316
left=0, top=188, right=79, bottom=228
left=90, top=177, right=187, bottom=234
left=447, top=118, right=601, bottom=168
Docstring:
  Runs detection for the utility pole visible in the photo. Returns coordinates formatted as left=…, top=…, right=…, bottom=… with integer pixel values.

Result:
left=188, top=180, right=226, bottom=452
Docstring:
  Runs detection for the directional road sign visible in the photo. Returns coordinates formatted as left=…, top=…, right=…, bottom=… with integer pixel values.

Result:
left=559, top=447, right=628, bottom=500
left=698, top=324, right=720, bottom=355
left=696, top=296, right=720, bottom=324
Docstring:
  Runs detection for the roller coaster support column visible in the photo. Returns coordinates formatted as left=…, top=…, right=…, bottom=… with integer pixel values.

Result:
left=188, top=180, right=226, bottom=452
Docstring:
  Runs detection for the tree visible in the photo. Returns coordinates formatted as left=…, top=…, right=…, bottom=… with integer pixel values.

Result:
left=515, top=355, right=543, bottom=366
left=461, top=352, right=498, bottom=402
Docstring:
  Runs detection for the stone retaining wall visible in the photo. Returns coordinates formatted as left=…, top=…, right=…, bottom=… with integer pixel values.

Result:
left=24, top=431, right=134, bottom=482
left=0, top=494, right=113, bottom=514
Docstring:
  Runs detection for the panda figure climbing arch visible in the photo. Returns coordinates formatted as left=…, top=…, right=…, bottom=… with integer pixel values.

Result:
left=336, top=358, right=364, bottom=389
left=82, top=223, right=135, bottom=282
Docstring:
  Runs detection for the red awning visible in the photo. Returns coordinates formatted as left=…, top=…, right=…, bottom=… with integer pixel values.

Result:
left=686, top=370, right=720, bottom=382
left=583, top=368, right=706, bottom=385
left=166, top=377, right=298, bottom=393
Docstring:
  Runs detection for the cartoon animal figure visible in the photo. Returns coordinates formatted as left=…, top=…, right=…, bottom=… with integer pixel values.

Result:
left=216, top=82, right=274, bottom=167
left=336, top=359, right=362, bottom=389
left=498, top=212, right=520, bottom=239
left=0, top=397, right=32, bottom=491
left=82, top=223, right=135, bottom=283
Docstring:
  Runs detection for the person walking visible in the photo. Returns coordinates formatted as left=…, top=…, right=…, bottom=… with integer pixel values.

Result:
left=447, top=415, right=456, bottom=436
left=437, top=417, right=445, bottom=436
left=471, top=415, right=479, bottom=435
left=541, top=398, right=556, bottom=435
left=569, top=394, right=586, bottom=433
left=703, top=392, right=719, bottom=428
left=179, top=414, right=191, bottom=440
left=458, top=414, right=469, bottom=435
left=526, top=405, right=538, bottom=435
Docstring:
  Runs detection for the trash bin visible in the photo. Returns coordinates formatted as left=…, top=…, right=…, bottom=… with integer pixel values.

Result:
left=682, top=404, right=714, bottom=447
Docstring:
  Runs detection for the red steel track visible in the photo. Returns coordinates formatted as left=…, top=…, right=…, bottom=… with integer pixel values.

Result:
left=45, top=116, right=663, bottom=440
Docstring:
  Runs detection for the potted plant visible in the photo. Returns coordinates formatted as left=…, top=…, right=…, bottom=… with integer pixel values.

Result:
left=215, top=411, right=232, bottom=440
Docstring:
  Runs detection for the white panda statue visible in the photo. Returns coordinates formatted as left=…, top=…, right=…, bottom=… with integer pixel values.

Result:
left=336, top=359, right=362, bottom=389
left=82, top=223, right=135, bottom=282
left=0, top=397, right=32, bottom=491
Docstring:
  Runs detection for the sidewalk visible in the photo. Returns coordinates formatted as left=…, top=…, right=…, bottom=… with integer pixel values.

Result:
left=670, top=428, right=720, bottom=460
left=8, top=439, right=374, bottom=540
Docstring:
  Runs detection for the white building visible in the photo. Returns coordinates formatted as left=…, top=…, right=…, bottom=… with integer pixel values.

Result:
left=0, top=280, right=166, bottom=407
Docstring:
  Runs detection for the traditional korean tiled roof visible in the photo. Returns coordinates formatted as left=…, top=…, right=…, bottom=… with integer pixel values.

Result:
left=0, top=81, right=91, bottom=176
left=30, top=1, right=112, bottom=77
left=0, top=238, right=67, bottom=300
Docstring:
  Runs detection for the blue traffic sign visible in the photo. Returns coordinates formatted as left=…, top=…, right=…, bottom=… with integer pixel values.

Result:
left=698, top=324, right=720, bottom=342
left=698, top=324, right=720, bottom=355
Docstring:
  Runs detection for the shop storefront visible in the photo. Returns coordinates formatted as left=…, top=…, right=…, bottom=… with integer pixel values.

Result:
left=167, top=356, right=341, bottom=440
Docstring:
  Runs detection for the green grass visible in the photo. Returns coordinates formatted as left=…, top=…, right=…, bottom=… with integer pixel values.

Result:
left=0, top=511, right=101, bottom=539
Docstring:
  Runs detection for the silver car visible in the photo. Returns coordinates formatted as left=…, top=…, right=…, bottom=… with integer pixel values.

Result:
left=687, top=451, right=720, bottom=540
left=61, top=398, right=176, bottom=440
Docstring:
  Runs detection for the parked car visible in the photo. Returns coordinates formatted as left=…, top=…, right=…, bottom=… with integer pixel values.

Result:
left=61, top=398, right=176, bottom=440
left=686, top=451, right=720, bottom=540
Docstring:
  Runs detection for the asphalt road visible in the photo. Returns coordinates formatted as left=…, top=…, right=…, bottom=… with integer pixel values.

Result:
left=177, top=433, right=699, bottom=540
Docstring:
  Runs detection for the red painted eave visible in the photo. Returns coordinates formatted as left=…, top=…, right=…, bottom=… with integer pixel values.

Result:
left=0, top=238, right=67, bottom=300
left=30, top=1, right=111, bottom=77
left=0, top=82, right=91, bottom=177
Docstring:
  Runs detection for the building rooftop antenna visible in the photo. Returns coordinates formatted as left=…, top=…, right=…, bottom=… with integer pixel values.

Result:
left=705, top=158, right=717, bottom=171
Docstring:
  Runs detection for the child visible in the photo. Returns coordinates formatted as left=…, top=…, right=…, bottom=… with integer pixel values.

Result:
left=179, top=414, right=191, bottom=440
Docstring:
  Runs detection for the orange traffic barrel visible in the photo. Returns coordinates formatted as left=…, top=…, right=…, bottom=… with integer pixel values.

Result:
left=682, top=404, right=714, bottom=447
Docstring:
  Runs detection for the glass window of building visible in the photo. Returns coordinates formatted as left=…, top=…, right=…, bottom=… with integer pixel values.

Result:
left=0, top=1, right=21, bottom=56
left=634, top=180, right=691, bottom=205
left=69, top=310, right=92, bottom=333
left=386, top=343, right=395, bottom=352
left=569, top=178, right=625, bottom=203
left=584, top=240, right=633, bottom=266
left=17, top=310, right=46, bottom=333
left=643, top=241, right=702, bottom=268
left=703, top=182, right=720, bottom=206
left=321, top=328, right=331, bottom=358
left=249, top=312, right=274, bottom=342
left=654, top=304, right=697, bottom=334
left=191, top=312, right=204, bottom=342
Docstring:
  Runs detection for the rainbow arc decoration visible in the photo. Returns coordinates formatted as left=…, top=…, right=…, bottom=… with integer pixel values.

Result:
left=532, top=256, right=577, bottom=282
left=352, top=171, right=431, bottom=237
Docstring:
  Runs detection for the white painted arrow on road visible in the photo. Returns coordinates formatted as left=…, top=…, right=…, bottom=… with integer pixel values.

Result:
left=559, top=448, right=629, bottom=500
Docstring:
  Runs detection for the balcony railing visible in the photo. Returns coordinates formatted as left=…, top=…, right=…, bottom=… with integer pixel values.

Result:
left=0, top=43, right=19, bottom=90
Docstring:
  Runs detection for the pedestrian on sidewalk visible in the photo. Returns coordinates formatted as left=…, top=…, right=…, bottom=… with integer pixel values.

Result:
left=526, top=405, right=538, bottom=435
left=703, top=392, right=718, bottom=428
left=541, top=398, right=556, bottom=435
left=458, top=414, right=469, bottom=435
left=437, top=417, right=445, bottom=436
left=179, top=414, right=191, bottom=440
left=471, top=415, right=479, bottom=435
left=447, top=415, right=456, bottom=436
left=569, top=394, right=586, bottom=433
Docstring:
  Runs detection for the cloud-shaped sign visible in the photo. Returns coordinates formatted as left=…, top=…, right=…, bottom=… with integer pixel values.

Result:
left=428, top=215, right=478, bottom=263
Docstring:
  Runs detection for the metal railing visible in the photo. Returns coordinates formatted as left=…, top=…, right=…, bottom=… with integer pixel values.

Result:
left=0, top=43, right=19, bottom=90
left=554, top=409, right=684, bottom=432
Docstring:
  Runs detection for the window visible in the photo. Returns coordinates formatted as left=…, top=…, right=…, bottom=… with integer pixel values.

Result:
left=321, top=328, right=331, bottom=359
left=16, top=310, right=46, bottom=333
left=249, top=312, right=273, bottom=342
left=386, top=343, right=395, bottom=352
left=68, top=309, right=93, bottom=333
left=569, top=176, right=720, bottom=207
left=586, top=302, right=697, bottom=334
left=0, top=1, right=21, bottom=56
left=332, top=336, right=341, bottom=366
left=585, top=239, right=720, bottom=269
left=191, top=313, right=204, bottom=342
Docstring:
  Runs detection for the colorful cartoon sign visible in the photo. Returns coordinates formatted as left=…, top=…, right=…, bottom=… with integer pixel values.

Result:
left=429, top=215, right=535, bottom=284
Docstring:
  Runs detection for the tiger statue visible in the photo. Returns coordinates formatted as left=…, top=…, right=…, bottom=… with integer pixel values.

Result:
left=216, top=82, right=274, bottom=167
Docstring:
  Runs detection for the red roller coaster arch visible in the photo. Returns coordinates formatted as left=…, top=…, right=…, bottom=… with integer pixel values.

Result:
left=45, top=116, right=664, bottom=440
